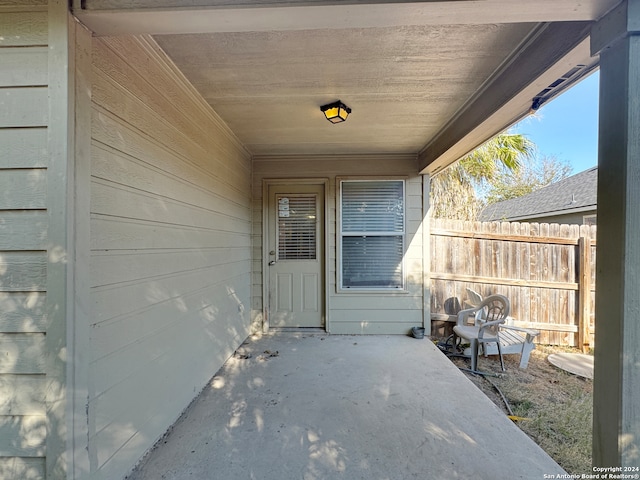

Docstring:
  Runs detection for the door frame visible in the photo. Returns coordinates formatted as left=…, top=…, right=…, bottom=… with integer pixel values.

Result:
left=262, top=178, right=330, bottom=332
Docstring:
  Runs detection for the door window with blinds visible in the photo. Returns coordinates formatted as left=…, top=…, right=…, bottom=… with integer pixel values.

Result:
left=339, top=179, right=405, bottom=289
left=277, top=195, right=317, bottom=260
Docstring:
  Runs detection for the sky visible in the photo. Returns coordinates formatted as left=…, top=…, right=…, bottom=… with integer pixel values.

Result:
left=510, top=70, right=600, bottom=175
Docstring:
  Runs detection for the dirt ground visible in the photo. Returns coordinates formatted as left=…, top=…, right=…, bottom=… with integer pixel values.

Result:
left=438, top=340, right=594, bottom=475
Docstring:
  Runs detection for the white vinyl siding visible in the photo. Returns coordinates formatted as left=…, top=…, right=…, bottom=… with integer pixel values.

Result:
left=339, top=180, right=405, bottom=290
left=0, top=5, right=48, bottom=479
left=89, top=35, right=251, bottom=479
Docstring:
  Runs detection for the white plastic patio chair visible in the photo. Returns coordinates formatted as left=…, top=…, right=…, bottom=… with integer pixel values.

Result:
left=453, top=294, right=510, bottom=372
left=464, top=287, right=483, bottom=308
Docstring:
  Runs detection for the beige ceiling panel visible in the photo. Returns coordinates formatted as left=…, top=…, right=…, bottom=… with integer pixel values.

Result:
left=153, top=23, right=536, bottom=156
left=74, top=0, right=613, bottom=164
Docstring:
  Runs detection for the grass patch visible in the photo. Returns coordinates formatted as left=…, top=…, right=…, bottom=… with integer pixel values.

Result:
left=450, top=344, right=593, bottom=474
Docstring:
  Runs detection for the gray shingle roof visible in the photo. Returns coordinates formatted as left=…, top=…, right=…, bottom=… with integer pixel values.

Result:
left=480, top=166, right=597, bottom=221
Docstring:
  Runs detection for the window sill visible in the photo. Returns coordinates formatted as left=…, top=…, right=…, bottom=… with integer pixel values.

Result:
left=337, top=287, right=409, bottom=294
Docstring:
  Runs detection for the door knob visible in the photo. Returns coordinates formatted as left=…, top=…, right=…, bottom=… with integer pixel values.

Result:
left=268, top=260, right=276, bottom=266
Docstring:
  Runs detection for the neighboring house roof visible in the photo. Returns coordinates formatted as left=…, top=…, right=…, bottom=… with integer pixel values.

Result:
left=480, top=167, right=597, bottom=222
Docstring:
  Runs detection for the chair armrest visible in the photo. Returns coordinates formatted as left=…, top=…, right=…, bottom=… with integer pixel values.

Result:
left=500, top=324, right=540, bottom=342
left=478, top=319, right=505, bottom=339
left=456, top=307, right=479, bottom=326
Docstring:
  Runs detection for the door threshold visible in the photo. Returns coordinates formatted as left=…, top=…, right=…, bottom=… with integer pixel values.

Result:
left=269, top=327, right=327, bottom=334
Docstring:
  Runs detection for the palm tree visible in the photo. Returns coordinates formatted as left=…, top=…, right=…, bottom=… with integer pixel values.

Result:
left=431, top=132, right=534, bottom=220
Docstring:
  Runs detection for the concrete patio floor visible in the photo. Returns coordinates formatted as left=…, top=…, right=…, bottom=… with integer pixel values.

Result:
left=126, top=333, right=566, bottom=480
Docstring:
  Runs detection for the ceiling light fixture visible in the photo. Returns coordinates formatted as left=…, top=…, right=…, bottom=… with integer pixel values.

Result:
left=320, top=100, right=351, bottom=124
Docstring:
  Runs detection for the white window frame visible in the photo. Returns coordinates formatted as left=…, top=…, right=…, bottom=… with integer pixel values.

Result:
left=338, top=178, right=406, bottom=292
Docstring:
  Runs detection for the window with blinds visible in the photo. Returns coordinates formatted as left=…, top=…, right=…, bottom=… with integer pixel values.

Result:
left=277, top=195, right=317, bottom=260
left=339, top=180, right=405, bottom=289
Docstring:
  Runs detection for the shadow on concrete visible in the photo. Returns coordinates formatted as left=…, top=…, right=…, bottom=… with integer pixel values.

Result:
left=126, top=333, right=565, bottom=480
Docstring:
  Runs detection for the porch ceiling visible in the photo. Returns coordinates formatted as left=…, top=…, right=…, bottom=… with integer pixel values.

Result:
left=74, top=0, right=618, bottom=173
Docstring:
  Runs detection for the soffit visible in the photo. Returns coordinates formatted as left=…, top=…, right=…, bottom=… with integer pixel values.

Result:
left=74, top=0, right=621, bottom=172
left=154, top=24, right=535, bottom=157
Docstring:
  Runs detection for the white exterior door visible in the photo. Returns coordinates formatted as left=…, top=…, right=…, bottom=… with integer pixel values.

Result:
left=267, top=184, right=324, bottom=328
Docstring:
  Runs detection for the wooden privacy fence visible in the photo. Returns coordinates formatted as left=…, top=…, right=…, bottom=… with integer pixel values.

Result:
left=430, top=219, right=597, bottom=349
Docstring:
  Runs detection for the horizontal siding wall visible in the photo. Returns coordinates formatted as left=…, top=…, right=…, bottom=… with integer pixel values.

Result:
left=90, top=35, right=252, bottom=479
left=253, top=155, right=424, bottom=335
left=0, top=3, right=48, bottom=480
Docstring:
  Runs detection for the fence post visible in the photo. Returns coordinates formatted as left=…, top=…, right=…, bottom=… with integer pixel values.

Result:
left=578, top=236, right=591, bottom=352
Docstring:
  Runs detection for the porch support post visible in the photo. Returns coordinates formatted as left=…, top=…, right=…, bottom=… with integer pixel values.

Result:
left=46, top=0, right=74, bottom=477
left=590, top=0, right=640, bottom=467
left=422, top=174, right=432, bottom=332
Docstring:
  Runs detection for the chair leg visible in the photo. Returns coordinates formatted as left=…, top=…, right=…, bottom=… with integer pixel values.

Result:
left=497, top=341, right=505, bottom=372
left=451, top=332, right=458, bottom=352
left=519, top=342, right=534, bottom=369
left=470, top=339, right=479, bottom=372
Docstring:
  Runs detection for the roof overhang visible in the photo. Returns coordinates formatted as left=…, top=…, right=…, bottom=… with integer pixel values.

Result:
left=72, top=0, right=619, bottom=174
left=499, top=205, right=598, bottom=223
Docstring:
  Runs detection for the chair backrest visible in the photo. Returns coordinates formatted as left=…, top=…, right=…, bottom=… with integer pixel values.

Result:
left=444, top=296, right=461, bottom=315
left=476, top=294, right=510, bottom=335
left=465, top=288, right=483, bottom=308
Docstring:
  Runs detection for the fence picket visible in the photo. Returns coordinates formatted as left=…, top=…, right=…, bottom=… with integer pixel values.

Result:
left=430, top=218, right=596, bottom=347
